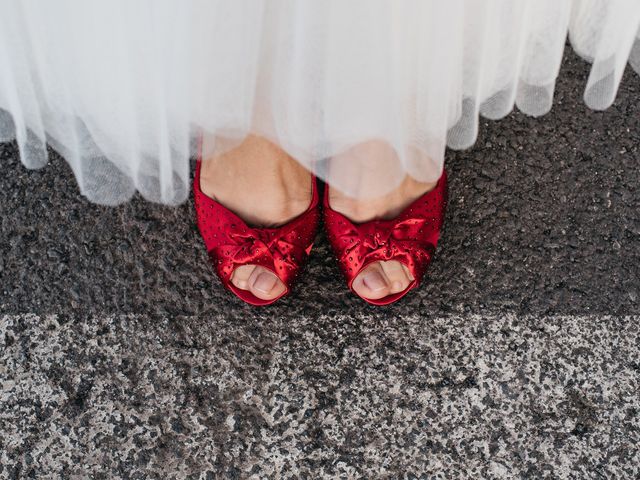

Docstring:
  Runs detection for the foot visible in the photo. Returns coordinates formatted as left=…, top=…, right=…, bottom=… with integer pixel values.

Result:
left=199, top=134, right=312, bottom=302
left=329, top=174, right=438, bottom=302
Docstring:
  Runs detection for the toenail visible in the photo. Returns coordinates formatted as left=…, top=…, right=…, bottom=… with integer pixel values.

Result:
left=391, top=280, right=403, bottom=292
left=362, top=270, right=387, bottom=292
left=253, top=271, right=278, bottom=294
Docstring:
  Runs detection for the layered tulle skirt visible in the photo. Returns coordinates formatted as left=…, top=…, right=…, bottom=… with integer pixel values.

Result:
left=1, top=0, right=639, bottom=204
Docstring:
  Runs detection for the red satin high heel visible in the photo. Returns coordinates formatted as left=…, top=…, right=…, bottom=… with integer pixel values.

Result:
left=323, top=170, right=448, bottom=305
left=193, top=159, right=320, bottom=306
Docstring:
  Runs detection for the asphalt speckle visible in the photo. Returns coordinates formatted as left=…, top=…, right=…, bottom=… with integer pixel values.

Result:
left=0, top=313, right=638, bottom=478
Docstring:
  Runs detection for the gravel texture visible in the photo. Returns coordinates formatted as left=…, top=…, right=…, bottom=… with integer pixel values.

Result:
left=0, top=47, right=639, bottom=478
left=1, top=313, right=639, bottom=479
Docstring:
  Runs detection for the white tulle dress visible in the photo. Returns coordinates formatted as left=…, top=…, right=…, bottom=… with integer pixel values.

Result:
left=1, top=0, right=639, bottom=205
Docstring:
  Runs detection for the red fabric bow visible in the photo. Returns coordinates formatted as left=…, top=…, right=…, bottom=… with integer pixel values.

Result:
left=331, top=215, right=439, bottom=283
left=212, top=227, right=307, bottom=285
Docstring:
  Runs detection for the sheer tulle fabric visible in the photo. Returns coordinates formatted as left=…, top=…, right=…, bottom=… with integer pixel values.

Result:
left=1, top=0, right=639, bottom=205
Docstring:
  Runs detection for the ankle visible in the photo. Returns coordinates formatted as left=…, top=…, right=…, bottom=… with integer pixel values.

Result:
left=329, top=175, right=438, bottom=223
left=198, top=135, right=312, bottom=228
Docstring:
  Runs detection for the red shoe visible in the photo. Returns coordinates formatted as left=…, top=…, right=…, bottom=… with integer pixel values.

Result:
left=323, top=170, right=448, bottom=305
left=193, top=160, right=320, bottom=306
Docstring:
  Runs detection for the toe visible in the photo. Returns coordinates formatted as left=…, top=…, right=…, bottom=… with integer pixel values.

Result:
left=352, top=262, right=392, bottom=301
left=230, top=264, right=256, bottom=291
left=380, top=260, right=413, bottom=294
left=248, top=266, right=286, bottom=301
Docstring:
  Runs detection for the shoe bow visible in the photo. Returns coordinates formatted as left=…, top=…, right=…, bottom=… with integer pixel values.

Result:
left=210, top=224, right=314, bottom=285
